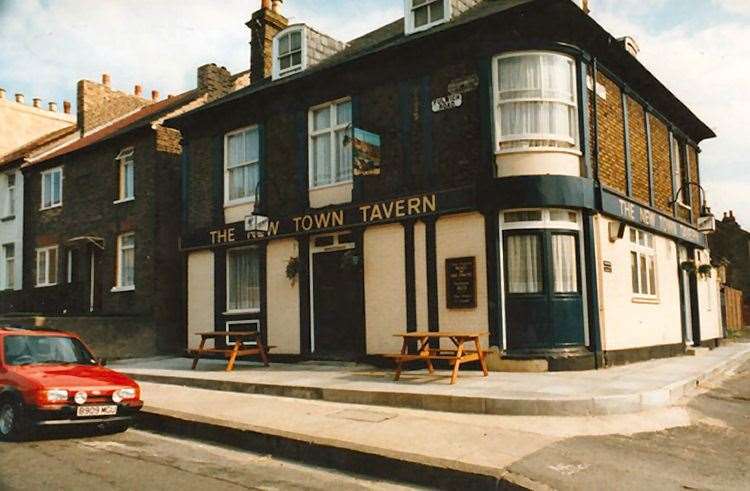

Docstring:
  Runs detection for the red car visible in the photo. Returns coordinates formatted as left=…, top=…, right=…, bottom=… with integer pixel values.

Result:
left=0, top=326, right=143, bottom=440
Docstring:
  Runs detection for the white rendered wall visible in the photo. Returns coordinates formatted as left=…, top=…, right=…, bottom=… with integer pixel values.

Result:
left=266, top=238, right=301, bottom=354
left=187, top=250, right=214, bottom=349
left=0, top=168, right=23, bottom=291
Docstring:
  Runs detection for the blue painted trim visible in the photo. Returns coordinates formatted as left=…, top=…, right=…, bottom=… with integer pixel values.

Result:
left=351, top=94, right=364, bottom=202
left=644, top=111, right=655, bottom=208
left=398, top=81, right=414, bottom=190
left=213, top=135, right=224, bottom=226
left=578, top=60, right=592, bottom=179
left=622, top=91, right=633, bottom=197
left=582, top=212, right=602, bottom=367
left=479, top=175, right=597, bottom=211
left=479, top=57, right=495, bottom=180
left=483, top=211, right=501, bottom=347
left=297, top=237, right=311, bottom=355
left=403, top=220, right=417, bottom=333
left=425, top=217, right=439, bottom=344
left=296, top=110, right=310, bottom=210
left=420, top=77, right=434, bottom=188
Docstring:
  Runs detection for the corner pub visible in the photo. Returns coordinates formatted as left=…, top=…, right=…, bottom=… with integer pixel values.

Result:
left=169, top=0, right=723, bottom=371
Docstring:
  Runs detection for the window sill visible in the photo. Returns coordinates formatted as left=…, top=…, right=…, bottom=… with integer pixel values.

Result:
left=39, top=204, right=62, bottom=211
left=35, top=283, right=58, bottom=288
left=631, top=296, right=660, bottom=305
left=224, top=198, right=255, bottom=208
left=406, top=17, right=449, bottom=35
left=309, top=180, right=353, bottom=192
left=496, top=147, right=582, bottom=157
left=0, top=215, right=15, bottom=222
left=113, top=197, right=135, bottom=205
left=223, top=309, right=261, bottom=315
left=111, top=285, right=135, bottom=292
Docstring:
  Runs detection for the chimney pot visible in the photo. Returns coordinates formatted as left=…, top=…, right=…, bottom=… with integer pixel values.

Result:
left=48, top=102, right=57, bottom=112
left=63, top=100, right=72, bottom=114
left=261, top=0, right=271, bottom=9
left=102, top=73, right=111, bottom=86
left=271, top=0, right=282, bottom=13
left=0, top=88, right=5, bottom=99
left=151, top=90, right=160, bottom=101
left=33, top=98, right=42, bottom=108
left=134, top=84, right=143, bottom=97
left=15, top=93, right=24, bottom=104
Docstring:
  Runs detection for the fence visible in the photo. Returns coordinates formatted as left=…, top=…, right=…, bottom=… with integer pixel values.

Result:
left=722, top=286, right=744, bottom=332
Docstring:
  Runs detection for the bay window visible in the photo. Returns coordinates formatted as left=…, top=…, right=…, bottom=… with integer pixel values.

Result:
left=309, top=98, right=352, bottom=188
left=225, top=126, right=260, bottom=205
left=630, top=228, right=657, bottom=298
left=226, top=247, right=261, bottom=313
left=406, top=0, right=451, bottom=34
left=494, top=52, right=579, bottom=153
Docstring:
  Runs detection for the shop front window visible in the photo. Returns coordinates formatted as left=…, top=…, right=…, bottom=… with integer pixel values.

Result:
left=226, top=247, right=261, bottom=313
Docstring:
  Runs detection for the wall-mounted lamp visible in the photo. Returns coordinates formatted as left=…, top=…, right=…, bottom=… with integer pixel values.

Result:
left=608, top=221, right=626, bottom=242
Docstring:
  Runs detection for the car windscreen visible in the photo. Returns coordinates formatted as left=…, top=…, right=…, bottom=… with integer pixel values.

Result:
left=3, top=335, right=96, bottom=366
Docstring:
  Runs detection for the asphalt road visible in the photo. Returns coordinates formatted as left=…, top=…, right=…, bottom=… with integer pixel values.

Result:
left=0, top=428, right=419, bottom=491
left=508, top=357, right=750, bottom=490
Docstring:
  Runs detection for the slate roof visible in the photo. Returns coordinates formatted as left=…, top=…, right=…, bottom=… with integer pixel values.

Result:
left=0, top=124, right=78, bottom=169
left=165, top=0, right=714, bottom=143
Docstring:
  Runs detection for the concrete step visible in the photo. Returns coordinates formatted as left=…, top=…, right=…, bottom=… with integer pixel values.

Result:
left=686, top=347, right=712, bottom=357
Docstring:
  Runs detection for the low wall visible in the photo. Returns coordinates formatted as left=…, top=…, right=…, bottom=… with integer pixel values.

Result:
left=0, top=315, right=159, bottom=360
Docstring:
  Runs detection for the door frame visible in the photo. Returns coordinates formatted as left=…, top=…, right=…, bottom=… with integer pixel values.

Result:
left=308, top=231, right=357, bottom=355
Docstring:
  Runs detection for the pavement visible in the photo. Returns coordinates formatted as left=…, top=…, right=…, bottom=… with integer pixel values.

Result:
left=113, top=342, right=750, bottom=416
left=110, top=340, right=750, bottom=489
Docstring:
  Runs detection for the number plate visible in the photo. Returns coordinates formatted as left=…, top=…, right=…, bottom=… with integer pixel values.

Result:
left=76, top=405, right=117, bottom=417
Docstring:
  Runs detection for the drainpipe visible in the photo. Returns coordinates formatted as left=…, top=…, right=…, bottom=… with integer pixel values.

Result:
left=588, top=57, right=604, bottom=368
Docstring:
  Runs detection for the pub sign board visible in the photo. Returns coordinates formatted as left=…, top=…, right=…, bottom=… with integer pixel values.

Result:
left=352, top=128, right=381, bottom=177
left=445, top=257, right=477, bottom=309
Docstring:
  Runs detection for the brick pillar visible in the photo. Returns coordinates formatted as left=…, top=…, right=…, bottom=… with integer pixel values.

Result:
left=247, top=3, right=288, bottom=84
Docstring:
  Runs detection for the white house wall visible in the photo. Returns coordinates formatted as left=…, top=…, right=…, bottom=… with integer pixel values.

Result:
left=0, top=168, right=23, bottom=291
left=187, top=250, right=214, bottom=349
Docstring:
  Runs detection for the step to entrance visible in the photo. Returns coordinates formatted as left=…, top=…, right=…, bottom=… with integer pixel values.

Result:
left=686, top=347, right=712, bottom=357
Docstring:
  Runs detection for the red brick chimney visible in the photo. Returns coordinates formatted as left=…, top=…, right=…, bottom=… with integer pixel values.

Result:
left=76, top=74, right=151, bottom=133
left=151, top=90, right=160, bottom=101
left=248, top=0, right=288, bottom=84
left=197, top=64, right=233, bottom=101
left=134, top=84, right=143, bottom=97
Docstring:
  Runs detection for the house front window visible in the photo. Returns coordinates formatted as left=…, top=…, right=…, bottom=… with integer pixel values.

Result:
left=630, top=228, right=657, bottom=299
left=493, top=52, right=578, bottom=153
left=41, top=167, right=63, bottom=209
left=309, top=98, right=352, bottom=188
left=273, top=27, right=306, bottom=80
left=36, top=245, right=58, bottom=287
left=406, top=0, right=451, bottom=34
left=116, top=147, right=134, bottom=202
left=226, top=247, right=261, bottom=313
left=2, top=244, right=14, bottom=290
left=225, top=126, right=260, bottom=205
left=4, top=173, right=15, bottom=217
left=115, top=233, right=135, bottom=290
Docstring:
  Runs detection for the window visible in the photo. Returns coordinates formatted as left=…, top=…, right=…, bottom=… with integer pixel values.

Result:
left=3, top=244, right=14, bottom=290
left=226, top=247, right=260, bottom=312
left=309, top=99, right=352, bottom=188
left=273, top=27, right=305, bottom=79
left=4, top=173, right=15, bottom=217
left=406, top=0, right=451, bottom=34
left=506, top=234, right=543, bottom=293
left=41, top=167, right=63, bottom=209
left=225, top=126, right=260, bottom=204
left=501, top=208, right=580, bottom=230
left=670, top=133, right=689, bottom=206
left=116, top=147, right=134, bottom=202
left=552, top=234, right=578, bottom=293
left=115, top=233, right=135, bottom=290
left=630, top=228, right=657, bottom=298
left=494, top=52, right=578, bottom=153
left=36, top=246, right=58, bottom=287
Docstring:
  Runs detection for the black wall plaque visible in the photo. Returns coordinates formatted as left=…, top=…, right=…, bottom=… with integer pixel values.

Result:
left=445, top=257, right=476, bottom=309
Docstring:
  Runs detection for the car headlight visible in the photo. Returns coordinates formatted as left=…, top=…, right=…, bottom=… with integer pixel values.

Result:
left=74, top=391, right=88, bottom=405
left=112, top=388, right=136, bottom=403
left=46, top=389, right=69, bottom=402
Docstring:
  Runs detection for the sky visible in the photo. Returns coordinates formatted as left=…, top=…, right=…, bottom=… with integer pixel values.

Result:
left=1, top=0, right=748, bottom=225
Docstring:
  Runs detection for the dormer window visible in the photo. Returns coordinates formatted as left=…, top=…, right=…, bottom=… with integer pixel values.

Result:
left=406, top=0, right=451, bottom=35
left=273, top=26, right=306, bottom=80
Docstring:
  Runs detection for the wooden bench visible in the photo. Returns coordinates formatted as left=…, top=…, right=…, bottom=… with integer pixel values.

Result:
left=190, top=331, right=273, bottom=372
left=386, top=332, right=490, bottom=384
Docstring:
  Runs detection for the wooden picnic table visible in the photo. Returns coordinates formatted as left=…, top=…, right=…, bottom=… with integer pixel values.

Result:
left=387, top=331, right=490, bottom=384
left=190, top=331, right=271, bottom=372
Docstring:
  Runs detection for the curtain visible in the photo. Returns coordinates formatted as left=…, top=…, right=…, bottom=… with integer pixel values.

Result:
left=312, top=134, right=331, bottom=186
left=229, top=163, right=259, bottom=201
left=507, top=235, right=542, bottom=293
left=552, top=234, right=577, bottom=293
left=228, top=249, right=260, bottom=311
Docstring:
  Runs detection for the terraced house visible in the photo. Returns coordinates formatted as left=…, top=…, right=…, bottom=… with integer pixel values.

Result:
left=170, top=0, right=722, bottom=370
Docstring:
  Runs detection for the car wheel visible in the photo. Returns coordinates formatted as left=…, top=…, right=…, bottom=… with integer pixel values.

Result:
left=0, top=399, right=27, bottom=442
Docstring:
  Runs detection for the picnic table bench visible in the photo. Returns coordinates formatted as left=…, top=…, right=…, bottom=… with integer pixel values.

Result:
left=190, top=331, right=273, bottom=372
left=385, top=331, right=490, bottom=384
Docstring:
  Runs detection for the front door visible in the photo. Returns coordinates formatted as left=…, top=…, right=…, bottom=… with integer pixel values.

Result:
left=503, top=229, right=584, bottom=351
left=312, top=244, right=364, bottom=360
left=678, top=245, right=697, bottom=346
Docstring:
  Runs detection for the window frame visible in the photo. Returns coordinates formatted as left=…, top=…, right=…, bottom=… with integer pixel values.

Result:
left=4, top=173, right=16, bottom=218
left=629, top=228, right=659, bottom=301
left=670, top=132, right=691, bottom=209
left=308, top=97, right=353, bottom=190
left=225, top=246, right=261, bottom=315
left=40, top=167, right=63, bottom=210
left=114, top=147, right=135, bottom=204
left=113, top=232, right=135, bottom=291
left=492, top=51, right=580, bottom=155
left=2, top=243, right=14, bottom=290
left=224, top=125, right=261, bottom=207
left=272, top=26, right=307, bottom=80
left=35, top=245, right=58, bottom=288
left=405, top=0, right=452, bottom=35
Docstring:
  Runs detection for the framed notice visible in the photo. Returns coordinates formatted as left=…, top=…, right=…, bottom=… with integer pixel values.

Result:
left=445, top=257, right=476, bottom=309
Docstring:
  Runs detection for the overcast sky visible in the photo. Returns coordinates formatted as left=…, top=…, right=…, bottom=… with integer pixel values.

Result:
left=1, top=0, right=748, bottom=226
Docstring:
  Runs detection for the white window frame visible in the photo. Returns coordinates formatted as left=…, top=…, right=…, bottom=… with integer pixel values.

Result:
left=308, top=97, right=353, bottom=190
left=114, top=147, right=135, bottom=204
left=225, top=246, right=261, bottom=315
left=35, top=245, right=58, bottom=287
left=113, top=232, right=135, bottom=291
left=272, top=26, right=307, bottom=80
left=224, top=125, right=261, bottom=206
left=4, top=173, right=16, bottom=218
left=629, top=228, right=658, bottom=301
left=2, top=243, right=14, bottom=290
left=40, top=167, right=63, bottom=210
left=492, top=51, right=580, bottom=155
left=225, top=319, right=260, bottom=347
left=405, top=0, right=452, bottom=35
left=500, top=208, right=581, bottom=231
left=670, top=132, right=690, bottom=211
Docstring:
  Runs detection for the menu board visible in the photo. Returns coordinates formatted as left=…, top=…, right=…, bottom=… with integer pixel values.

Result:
left=445, top=257, right=476, bottom=309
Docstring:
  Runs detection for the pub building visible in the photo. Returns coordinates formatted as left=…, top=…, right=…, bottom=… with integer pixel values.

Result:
left=169, top=0, right=723, bottom=370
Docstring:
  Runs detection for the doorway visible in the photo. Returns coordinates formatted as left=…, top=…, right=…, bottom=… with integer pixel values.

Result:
left=500, top=209, right=585, bottom=352
left=678, top=245, right=699, bottom=346
left=310, top=232, right=364, bottom=360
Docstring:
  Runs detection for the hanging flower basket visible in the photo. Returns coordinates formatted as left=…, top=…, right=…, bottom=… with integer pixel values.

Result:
left=697, top=264, right=712, bottom=278
left=286, top=256, right=300, bottom=282
left=680, top=260, right=696, bottom=274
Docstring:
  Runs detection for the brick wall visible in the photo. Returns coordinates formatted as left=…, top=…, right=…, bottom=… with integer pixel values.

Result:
left=595, top=73, right=626, bottom=193
left=688, top=145, right=700, bottom=220
left=77, top=80, right=151, bottom=133
left=650, top=114, right=673, bottom=214
left=249, top=8, right=288, bottom=83
left=627, top=96, right=649, bottom=204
